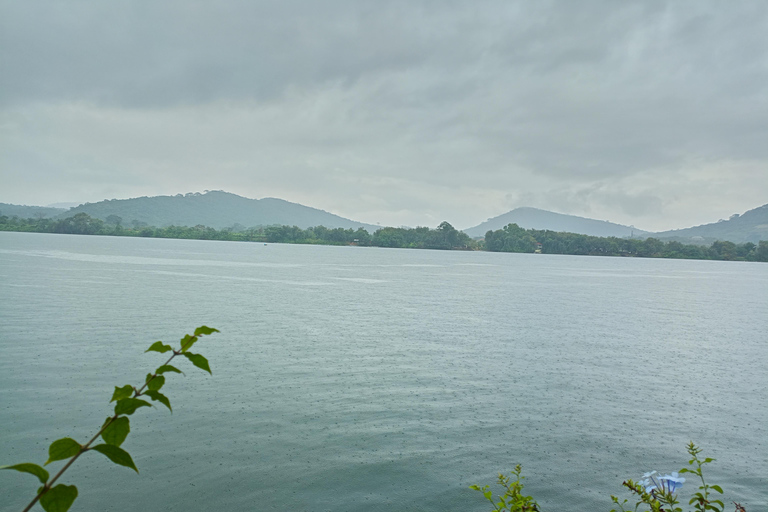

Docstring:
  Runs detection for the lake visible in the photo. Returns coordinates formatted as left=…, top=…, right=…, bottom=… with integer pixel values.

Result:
left=0, top=231, right=766, bottom=511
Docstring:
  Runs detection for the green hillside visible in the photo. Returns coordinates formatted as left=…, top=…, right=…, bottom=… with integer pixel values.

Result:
left=60, top=191, right=380, bottom=231
left=654, top=203, right=768, bottom=243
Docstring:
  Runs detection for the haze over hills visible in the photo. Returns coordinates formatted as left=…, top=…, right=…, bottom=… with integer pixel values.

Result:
left=47, top=202, right=81, bottom=209
left=0, top=203, right=68, bottom=219
left=58, top=191, right=381, bottom=232
left=463, top=207, right=650, bottom=239
left=653, top=203, right=768, bottom=244
left=3, top=192, right=766, bottom=243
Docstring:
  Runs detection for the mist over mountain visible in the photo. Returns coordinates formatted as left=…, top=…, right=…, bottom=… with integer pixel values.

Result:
left=5, top=191, right=766, bottom=244
left=46, top=202, right=81, bottom=209
left=653, top=203, right=768, bottom=244
left=0, top=203, right=67, bottom=219
left=60, top=191, right=380, bottom=231
left=463, top=207, right=649, bottom=238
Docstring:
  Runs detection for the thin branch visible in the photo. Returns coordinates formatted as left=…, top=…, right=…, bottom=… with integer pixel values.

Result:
left=20, top=338, right=192, bottom=512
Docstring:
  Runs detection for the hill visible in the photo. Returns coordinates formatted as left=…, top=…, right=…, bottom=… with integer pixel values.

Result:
left=654, top=203, right=768, bottom=244
left=59, top=191, right=380, bottom=231
left=463, top=207, right=649, bottom=238
left=0, top=203, right=67, bottom=219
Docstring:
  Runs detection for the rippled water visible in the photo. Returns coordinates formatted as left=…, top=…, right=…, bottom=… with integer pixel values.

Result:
left=1, top=232, right=766, bottom=511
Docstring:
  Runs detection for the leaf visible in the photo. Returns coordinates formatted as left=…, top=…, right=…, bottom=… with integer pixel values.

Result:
left=183, top=352, right=211, bottom=374
left=89, top=444, right=138, bottom=473
left=144, top=390, right=172, bottom=412
left=39, top=484, right=78, bottom=512
left=114, top=397, right=151, bottom=416
left=156, top=364, right=183, bottom=375
left=0, top=463, right=49, bottom=483
left=194, top=325, right=219, bottom=336
left=101, top=417, right=130, bottom=447
left=110, top=384, right=133, bottom=403
left=45, top=438, right=81, bottom=465
left=179, top=334, right=198, bottom=353
left=147, top=374, right=165, bottom=391
left=710, top=485, right=723, bottom=494
left=145, top=341, right=172, bottom=353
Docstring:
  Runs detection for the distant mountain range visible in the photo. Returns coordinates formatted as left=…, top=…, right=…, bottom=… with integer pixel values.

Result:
left=2, top=192, right=766, bottom=243
left=0, top=203, right=68, bottom=219
left=51, top=191, right=381, bottom=232
left=462, top=207, right=650, bottom=239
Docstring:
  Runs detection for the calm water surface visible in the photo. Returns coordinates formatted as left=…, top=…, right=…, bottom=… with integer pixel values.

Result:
left=0, top=232, right=766, bottom=511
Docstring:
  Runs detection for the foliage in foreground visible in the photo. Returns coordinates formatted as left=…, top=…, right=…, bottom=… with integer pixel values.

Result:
left=0, top=328, right=757, bottom=511
left=0, top=326, right=219, bottom=512
left=472, top=442, right=748, bottom=512
left=471, top=465, right=541, bottom=511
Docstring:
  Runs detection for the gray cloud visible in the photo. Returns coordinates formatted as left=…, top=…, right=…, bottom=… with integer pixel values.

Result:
left=1, top=0, right=766, bottom=231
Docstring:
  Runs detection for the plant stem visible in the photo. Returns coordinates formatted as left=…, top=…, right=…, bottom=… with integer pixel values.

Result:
left=21, top=416, right=116, bottom=512
left=20, top=344, right=186, bottom=511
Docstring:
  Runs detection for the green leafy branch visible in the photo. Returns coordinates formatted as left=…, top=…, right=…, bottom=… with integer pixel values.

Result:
left=1, top=326, right=219, bottom=512
left=679, top=442, right=725, bottom=512
left=470, top=464, right=541, bottom=512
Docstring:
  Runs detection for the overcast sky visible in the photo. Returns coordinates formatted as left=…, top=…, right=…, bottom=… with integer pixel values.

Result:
left=1, top=0, right=766, bottom=231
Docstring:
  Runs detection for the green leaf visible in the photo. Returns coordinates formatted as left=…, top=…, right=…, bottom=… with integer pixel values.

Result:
left=145, top=341, right=172, bottom=353
left=114, top=397, right=152, bottom=416
left=182, top=352, right=211, bottom=374
left=179, top=334, right=198, bottom=353
left=710, top=485, right=723, bottom=494
left=144, top=390, right=172, bottom=412
left=147, top=374, right=165, bottom=391
left=194, top=325, right=219, bottom=336
left=110, top=384, right=134, bottom=403
left=39, top=484, right=78, bottom=512
left=101, top=417, right=130, bottom=447
left=89, top=444, right=138, bottom=473
left=45, top=438, right=81, bottom=465
left=0, top=463, right=49, bottom=483
left=156, top=364, right=183, bottom=375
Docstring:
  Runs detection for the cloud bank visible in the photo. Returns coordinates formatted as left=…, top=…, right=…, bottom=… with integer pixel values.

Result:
left=1, top=0, right=766, bottom=230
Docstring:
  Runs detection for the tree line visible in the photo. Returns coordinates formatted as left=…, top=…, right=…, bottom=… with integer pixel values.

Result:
left=0, top=214, right=475, bottom=250
left=484, top=223, right=768, bottom=262
left=1, top=213, right=766, bottom=261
